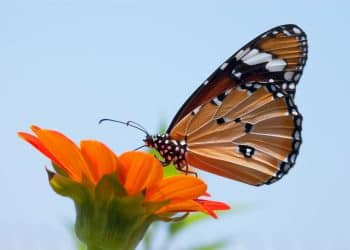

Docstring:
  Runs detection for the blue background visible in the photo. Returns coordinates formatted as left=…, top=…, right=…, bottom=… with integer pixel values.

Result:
left=1, top=0, right=349, bottom=249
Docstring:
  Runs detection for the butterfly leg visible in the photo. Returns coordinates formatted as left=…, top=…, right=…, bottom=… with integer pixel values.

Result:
left=177, top=163, right=198, bottom=177
left=161, top=161, right=169, bottom=167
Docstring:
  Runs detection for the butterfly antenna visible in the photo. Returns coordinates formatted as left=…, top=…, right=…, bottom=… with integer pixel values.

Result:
left=133, top=145, right=146, bottom=151
left=126, top=121, right=149, bottom=134
left=99, top=118, right=150, bottom=136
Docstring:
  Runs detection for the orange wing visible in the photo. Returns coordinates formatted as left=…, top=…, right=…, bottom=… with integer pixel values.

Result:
left=167, top=24, right=307, bottom=133
left=170, top=83, right=302, bottom=186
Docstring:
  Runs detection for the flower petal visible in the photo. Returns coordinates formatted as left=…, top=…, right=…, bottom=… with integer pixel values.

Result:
left=196, top=199, right=231, bottom=219
left=146, top=175, right=207, bottom=202
left=30, top=125, right=93, bottom=182
left=155, top=199, right=206, bottom=215
left=80, top=140, right=121, bottom=183
left=196, top=199, right=231, bottom=211
left=119, top=151, right=163, bottom=195
left=18, top=132, right=60, bottom=165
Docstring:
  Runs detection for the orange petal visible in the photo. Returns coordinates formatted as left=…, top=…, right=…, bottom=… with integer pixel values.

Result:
left=155, top=199, right=206, bottom=215
left=146, top=175, right=207, bottom=202
left=196, top=199, right=231, bottom=219
left=18, top=132, right=60, bottom=164
left=196, top=199, right=230, bottom=211
left=119, top=151, right=163, bottom=195
left=18, top=131, right=78, bottom=179
left=30, top=125, right=93, bottom=183
left=80, top=140, right=121, bottom=183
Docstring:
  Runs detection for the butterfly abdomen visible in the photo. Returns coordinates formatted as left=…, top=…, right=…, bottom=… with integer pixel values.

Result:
left=144, top=134, right=188, bottom=168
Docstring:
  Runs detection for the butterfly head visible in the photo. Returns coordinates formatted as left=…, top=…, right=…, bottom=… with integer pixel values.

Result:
left=143, top=134, right=159, bottom=148
left=143, top=134, right=171, bottom=149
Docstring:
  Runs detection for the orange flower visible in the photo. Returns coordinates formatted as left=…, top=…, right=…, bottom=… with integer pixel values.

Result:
left=18, top=125, right=230, bottom=219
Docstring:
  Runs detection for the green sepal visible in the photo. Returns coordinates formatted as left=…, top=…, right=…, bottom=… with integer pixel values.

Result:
left=47, top=169, right=92, bottom=206
left=51, top=161, right=69, bottom=177
left=94, top=173, right=127, bottom=201
left=74, top=172, right=170, bottom=250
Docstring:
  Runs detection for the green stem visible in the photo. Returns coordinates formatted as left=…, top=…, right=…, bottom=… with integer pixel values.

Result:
left=86, top=243, right=134, bottom=250
left=87, top=246, right=104, bottom=250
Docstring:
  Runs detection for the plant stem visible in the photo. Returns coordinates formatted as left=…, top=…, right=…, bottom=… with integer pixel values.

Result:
left=87, top=246, right=104, bottom=250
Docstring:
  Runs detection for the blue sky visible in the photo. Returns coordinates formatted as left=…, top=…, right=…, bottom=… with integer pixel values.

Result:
left=1, top=1, right=350, bottom=249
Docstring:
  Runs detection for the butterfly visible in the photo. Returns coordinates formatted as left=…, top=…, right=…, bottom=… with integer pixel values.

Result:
left=103, top=24, right=307, bottom=186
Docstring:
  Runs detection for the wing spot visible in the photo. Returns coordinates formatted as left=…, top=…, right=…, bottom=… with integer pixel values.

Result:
left=265, top=59, right=287, bottom=72
left=295, top=117, right=302, bottom=128
left=284, top=71, right=294, bottom=81
left=217, top=92, right=227, bottom=101
left=211, top=97, right=222, bottom=106
left=216, top=117, right=227, bottom=125
left=293, top=27, right=302, bottom=34
left=234, top=117, right=241, bottom=123
left=233, top=71, right=242, bottom=78
left=244, top=123, right=253, bottom=133
left=241, top=49, right=273, bottom=65
left=293, top=141, right=301, bottom=151
left=283, top=29, right=291, bottom=36
left=220, top=62, right=229, bottom=70
left=235, top=47, right=250, bottom=60
left=293, top=130, right=301, bottom=141
left=238, top=145, right=255, bottom=158
left=289, top=153, right=297, bottom=164
left=294, top=73, right=301, bottom=82
left=291, top=108, right=298, bottom=116
left=191, top=106, right=201, bottom=116
left=288, top=83, right=296, bottom=90
left=276, top=92, right=284, bottom=98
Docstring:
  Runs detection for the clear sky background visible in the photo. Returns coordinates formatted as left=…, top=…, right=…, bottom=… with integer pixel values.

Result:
left=1, top=1, right=349, bottom=249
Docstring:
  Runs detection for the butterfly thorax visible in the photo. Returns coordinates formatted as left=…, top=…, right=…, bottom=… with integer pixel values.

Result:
left=144, top=134, right=187, bottom=169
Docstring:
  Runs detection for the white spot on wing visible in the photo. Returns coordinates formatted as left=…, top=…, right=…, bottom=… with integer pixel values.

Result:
left=234, top=71, right=242, bottom=78
left=283, top=29, right=291, bottom=36
left=293, top=27, right=302, bottom=34
left=288, top=83, right=296, bottom=90
left=220, top=62, right=229, bottom=70
left=242, top=51, right=273, bottom=65
left=235, top=48, right=250, bottom=60
left=192, top=106, right=201, bottom=115
left=284, top=71, right=294, bottom=81
left=241, top=49, right=259, bottom=62
left=212, top=97, right=222, bottom=106
left=225, top=88, right=232, bottom=95
left=265, top=59, right=287, bottom=72
left=276, top=92, right=284, bottom=98
left=294, top=73, right=301, bottom=82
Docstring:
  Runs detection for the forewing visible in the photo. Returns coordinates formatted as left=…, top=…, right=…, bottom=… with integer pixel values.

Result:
left=167, top=24, right=307, bottom=133
left=170, top=83, right=302, bottom=186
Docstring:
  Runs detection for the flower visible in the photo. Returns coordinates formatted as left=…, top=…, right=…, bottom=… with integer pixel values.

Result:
left=18, top=125, right=230, bottom=250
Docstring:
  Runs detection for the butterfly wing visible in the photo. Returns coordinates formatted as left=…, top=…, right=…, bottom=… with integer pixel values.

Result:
left=170, top=83, right=302, bottom=186
left=167, top=24, right=307, bottom=133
